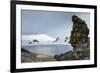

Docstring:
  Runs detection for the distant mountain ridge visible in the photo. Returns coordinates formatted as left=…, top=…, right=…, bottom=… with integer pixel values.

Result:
left=22, top=34, right=69, bottom=46
left=22, top=34, right=56, bottom=44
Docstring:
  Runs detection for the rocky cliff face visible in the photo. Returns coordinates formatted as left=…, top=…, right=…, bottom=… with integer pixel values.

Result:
left=69, top=15, right=89, bottom=48
left=69, top=15, right=90, bottom=60
left=54, top=15, right=90, bottom=61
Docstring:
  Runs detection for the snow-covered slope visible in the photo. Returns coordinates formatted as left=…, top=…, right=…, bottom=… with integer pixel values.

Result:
left=22, top=34, right=56, bottom=45
left=21, top=34, right=70, bottom=46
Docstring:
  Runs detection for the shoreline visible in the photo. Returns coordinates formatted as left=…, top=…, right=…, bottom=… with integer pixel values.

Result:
left=21, top=48, right=56, bottom=63
left=22, top=42, right=71, bottom=46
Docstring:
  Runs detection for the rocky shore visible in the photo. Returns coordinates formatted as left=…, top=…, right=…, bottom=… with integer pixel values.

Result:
left=21, top=48, right=56, bottom=63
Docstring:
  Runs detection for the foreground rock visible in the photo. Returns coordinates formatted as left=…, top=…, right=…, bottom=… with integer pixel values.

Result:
left=70, top=15, right=89, bottom=48
left=21, top=48, right=56, bottom=63
left=54, top=15, right=90, bottom=61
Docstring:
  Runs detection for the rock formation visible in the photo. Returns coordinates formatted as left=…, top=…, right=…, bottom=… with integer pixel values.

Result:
left=28, top=42, right=32, bottom=44
left=69, top=15, right=89, bottom=48
left=33, top=40, right=39, bottom=43
left=53, top=38, right=59, bottom=42
left=64, top=37, right=68, bottom=42
left=54, top=15, right=90, bottom=61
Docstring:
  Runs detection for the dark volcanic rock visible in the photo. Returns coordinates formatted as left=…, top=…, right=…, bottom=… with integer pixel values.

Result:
left=54, top=15, right=90, bottom=61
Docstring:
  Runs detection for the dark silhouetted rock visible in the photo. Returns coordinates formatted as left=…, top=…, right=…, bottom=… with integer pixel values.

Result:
left=28, top=42, right=32, bottom=44
left=64, top=37, right=68, bottom=42
left=33, top=40, right=39, bottom=43
left=54, top=51, right=74, bottom=61
left=21, top=48, right=30, bottom=53
left=53, top=38, right=59, bottom=42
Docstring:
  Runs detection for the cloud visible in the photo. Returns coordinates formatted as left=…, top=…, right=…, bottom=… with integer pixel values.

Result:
left=22, top=34, right=56, bottom=43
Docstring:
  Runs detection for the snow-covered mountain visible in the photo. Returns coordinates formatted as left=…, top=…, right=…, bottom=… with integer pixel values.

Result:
left=21, top=34, right=70, bottom=46
left=22, top=34, right=56, bottom=45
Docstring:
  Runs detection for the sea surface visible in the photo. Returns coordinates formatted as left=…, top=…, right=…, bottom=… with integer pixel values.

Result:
left=22, top=44, right=73, bottom=56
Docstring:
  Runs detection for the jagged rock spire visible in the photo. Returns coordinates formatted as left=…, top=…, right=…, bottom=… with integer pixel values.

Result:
left=69, top=15, right=89, bottom=48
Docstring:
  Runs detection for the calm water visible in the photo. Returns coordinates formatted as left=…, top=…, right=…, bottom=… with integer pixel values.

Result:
left=22, top=44, right=73, bottom=56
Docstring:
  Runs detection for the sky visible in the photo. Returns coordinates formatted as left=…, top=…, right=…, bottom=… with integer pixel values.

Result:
left=21, top=10, right=90, bottom=41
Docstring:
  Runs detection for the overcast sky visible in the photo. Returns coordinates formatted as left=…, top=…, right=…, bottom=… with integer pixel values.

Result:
left=21, top=10, right=90, bottom=40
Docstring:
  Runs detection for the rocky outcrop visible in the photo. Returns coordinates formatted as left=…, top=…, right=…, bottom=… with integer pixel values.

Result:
left=53, top=38, right=59, bottom=42
left=64, top=37, right=68, bottom=42
left=69, top=15, right=90, bottom=60
left=21, top=48, right=37, bottom=62
left=21, top=48, right=56, bottom=63
left=54, top=15, right=90, bottom=61
left=28, top=42, right=32, bottom=44
left=33, top=40, right=39, bottom=43
left=69, top=15, right=89, bottom=48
